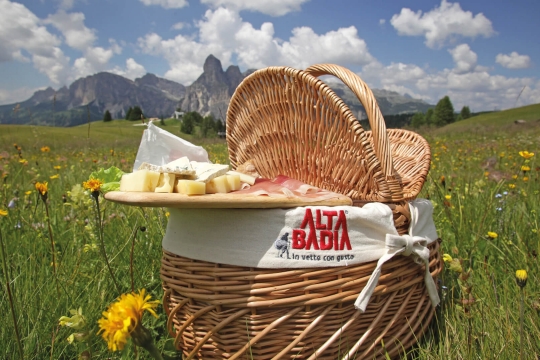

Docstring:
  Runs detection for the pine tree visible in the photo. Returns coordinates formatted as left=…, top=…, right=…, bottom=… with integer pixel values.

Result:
left=410, top=112, right=425, bottom=128
left=125, top=107, right=133, bottom=120
left=129, top=106, right=143, bottom=121
left=460, top=105, right=471, bottom=120
left=103, top=110, right=112, bottom=122
left=201, top=114, right=215, bottom=138
left=425, top=108, right=434, bottom=126
left=433, top=96, right=455, bottom=126
left=181, top=113, right=195, bottom=134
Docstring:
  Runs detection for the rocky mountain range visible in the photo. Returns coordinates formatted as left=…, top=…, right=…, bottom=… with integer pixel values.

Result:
left=0, top=55, right=432, bottom=127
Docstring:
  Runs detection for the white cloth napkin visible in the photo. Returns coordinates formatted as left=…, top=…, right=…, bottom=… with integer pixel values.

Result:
left=162, top=199, right=440, bottom=311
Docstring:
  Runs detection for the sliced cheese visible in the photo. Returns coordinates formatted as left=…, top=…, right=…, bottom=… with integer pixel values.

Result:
left=191, top=161, right=229, bottom=182
left=138, top=156, right=195, bottom=177
left=120, top=170, right=160, bottom=192
left=162, top=156, right=195, bottom=176
left=226, top=174, right=241, bottom=191
left=175, top=179, right=206, bottom=195
left=226, top=170, right=256, bottom=185
left=206, top=175, right=231, bottom=194
left=155, top=173, right=176, bottom=193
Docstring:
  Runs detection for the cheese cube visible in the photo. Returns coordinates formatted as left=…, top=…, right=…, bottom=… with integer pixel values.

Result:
left=119, top=170, right=160, bottom=192
left=155, top=173, right=176, bottom=193
left=206, top=175, right=231, bottom=194
left=226, top=174, right=241, bottom=191
left=175, top=180, right=206, bottom=195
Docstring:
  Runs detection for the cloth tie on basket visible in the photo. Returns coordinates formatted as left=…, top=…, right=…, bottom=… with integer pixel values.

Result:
left=353, top=231, right=440, bottom=312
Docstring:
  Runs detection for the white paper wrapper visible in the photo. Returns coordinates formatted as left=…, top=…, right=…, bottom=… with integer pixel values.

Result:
left=133, top=122, right=209, bottom=171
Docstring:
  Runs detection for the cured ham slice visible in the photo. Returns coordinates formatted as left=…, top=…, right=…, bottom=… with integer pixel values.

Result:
left=232, top=175, right=343, bottom=202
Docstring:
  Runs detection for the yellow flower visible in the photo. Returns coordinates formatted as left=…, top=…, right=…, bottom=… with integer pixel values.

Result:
left=50, top=174, right=60, bottom=180
left=515, top=269, right=527, bottom=288
left=97, top=303, right=131, bottom=351
left=19, top=159, right=28, bottom=165
left=484, top=171, right=489, bottom=177
left=523, top=176, right=529, bottom=182
left=519, top=151, right=534, bottom=159
left=35, top=181, right=48, bottom=195
left=521, top=165, right=530, bottom=172
left=97, top=289, right=159, bottom=352
left=445, top=195, right=451, bottom=200
left=508, top=184, right=516, bottom=189
left=0, top=209, right=7, bottom=216
left=40, top=146, right=51, bottom=152
left=487, top=231, right=498, bottom=239
left=54, top=165, right=62, bottom=170
left=83, top=179, right=103, bottom=193
left=24, top=191, right=32, bottom=196
left=512, top=174, right=518, bottom=180
left=442, top=254, right=453, bottom=263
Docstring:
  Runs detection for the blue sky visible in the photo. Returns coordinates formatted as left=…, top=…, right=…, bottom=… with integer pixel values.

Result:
left=0, top=0, right=538, bottom=112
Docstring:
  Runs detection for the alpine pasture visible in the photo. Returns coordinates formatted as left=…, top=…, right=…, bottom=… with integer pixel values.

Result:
left=0, top=107, right=539, bottom=359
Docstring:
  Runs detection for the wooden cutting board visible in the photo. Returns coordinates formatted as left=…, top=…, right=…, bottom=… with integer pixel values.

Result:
left=104, top=191, right=352, bottom=209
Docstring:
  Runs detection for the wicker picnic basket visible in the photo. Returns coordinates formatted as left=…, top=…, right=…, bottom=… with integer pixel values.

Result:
left=161, top=64, right=442, bottom=359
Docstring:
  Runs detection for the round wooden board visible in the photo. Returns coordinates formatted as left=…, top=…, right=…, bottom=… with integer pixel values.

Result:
left=104, top=191, right=352, bottom=209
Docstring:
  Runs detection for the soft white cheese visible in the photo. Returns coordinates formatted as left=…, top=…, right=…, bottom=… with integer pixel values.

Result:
left=190, top=161, right=229, bottom=183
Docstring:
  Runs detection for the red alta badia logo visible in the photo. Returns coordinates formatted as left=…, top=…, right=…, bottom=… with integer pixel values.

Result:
left=292, top=208, right=351, bottom=251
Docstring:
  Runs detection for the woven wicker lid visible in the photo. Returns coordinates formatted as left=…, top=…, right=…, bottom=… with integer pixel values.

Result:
left=226, top=64, right=430, bottom=202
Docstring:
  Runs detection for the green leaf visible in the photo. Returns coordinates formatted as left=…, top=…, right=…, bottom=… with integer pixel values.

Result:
left=101, top=181, right=121, bottom=192
left=88, top=166, right=124, bottom=193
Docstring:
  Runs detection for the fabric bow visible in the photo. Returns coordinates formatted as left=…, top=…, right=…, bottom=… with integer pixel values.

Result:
left=354, top=233, right=440, bottom=312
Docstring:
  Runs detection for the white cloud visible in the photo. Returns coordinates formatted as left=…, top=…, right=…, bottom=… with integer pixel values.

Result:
left=139, top=0, right=189, bottom=9
left=0, top=0, right=70, bottom=83
left=44, top=11, right=96, bottom=51
left=379, top=19, right=385, bottom=25
left=390, top=0, right=495, bottom=48
left=44, top=10, right=123, bottom=80
left=110, top=58, right=147, bottom=80
left=138, top=7, right=374, bottom=84
left=496, top=52, right=531, bottom=69
left=448, top=44, right=477, bottom=73
left=355, top=46, right=540, bottom=112
left=201, top=0, right=309, bottom=16
left=171, top=22, right=187, bottom=30
left=0, top=86, right=44, bottom=105
left=58, top=0, right=75, bottom=10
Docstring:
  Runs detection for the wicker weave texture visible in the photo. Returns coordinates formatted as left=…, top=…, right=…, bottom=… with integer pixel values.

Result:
left=161, top=241, right=442, bottom=359
left=226, top=64, right=430, bottom=202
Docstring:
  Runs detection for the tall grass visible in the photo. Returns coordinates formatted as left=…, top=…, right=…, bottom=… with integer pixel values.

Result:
left=0, top=119, right=539, bottom=359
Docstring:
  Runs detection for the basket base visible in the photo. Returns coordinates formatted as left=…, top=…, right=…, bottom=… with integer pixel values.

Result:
left=161, top=241, right=442, bottom=359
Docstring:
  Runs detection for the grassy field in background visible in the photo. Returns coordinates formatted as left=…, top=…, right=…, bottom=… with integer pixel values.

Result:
left=0, top=109, right=539, bottom=359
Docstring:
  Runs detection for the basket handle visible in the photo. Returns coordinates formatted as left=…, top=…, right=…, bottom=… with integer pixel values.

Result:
left=304, top=64, right=394, bottom=179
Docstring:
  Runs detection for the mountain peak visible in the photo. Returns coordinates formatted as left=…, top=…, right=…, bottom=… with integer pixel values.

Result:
left=203, top=54, right=223, bottom=74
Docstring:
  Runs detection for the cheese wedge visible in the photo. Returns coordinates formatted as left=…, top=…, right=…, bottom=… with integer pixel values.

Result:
left=191, top=161, right=229, bottom=182
left=175, top=179, right=206, bottom=195
left=120, top=170, right=160, bottom=192
left=155, top=173, right=176, bottom=193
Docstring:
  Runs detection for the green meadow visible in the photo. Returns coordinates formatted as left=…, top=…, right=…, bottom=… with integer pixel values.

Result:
left=0, top=105, right=539, bottom=359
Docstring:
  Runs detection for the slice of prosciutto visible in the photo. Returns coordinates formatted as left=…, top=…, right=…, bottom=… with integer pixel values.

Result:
left=231, top=175, right=342, bottom=202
